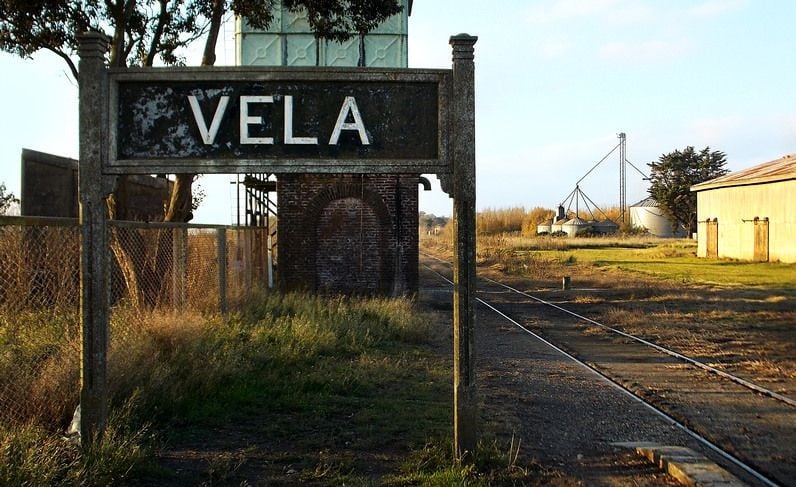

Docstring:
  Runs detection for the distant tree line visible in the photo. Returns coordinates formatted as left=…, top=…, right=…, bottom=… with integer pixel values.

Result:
left=421, top=206, right=558, bottom=237
left=419, top=211, right=449, bottom=233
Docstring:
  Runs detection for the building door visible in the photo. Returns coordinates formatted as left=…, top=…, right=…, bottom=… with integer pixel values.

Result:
left=706, top=219, right=718, bottom=258
left=315, top=197, right=381, bottom=294
left=754, top=217, right=769, bottom=262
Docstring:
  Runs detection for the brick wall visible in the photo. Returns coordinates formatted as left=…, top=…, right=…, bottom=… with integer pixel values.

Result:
left=277, top=174, right=419, bottom=295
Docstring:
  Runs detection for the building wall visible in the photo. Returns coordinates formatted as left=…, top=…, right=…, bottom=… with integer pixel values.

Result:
left=277, top=174, right=418, bottom=295
left=21, top=148, right=171, bottom=221
left=696, top=179, right=796, bottom=262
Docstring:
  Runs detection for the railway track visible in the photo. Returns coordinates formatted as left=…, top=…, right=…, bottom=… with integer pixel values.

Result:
left=420, top=252, right=794, bottom=487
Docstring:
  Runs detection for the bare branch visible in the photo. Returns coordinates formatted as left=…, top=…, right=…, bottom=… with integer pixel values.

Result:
left=145, top=0, right=170, bottom=66
left=43, top=45, right=80, bottom=81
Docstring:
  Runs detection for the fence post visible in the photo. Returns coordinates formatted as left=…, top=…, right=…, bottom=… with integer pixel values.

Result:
left=244, top=229, right=253, bottom=299
left=77, top=32, right=111, bottom=444
left=450, top=33, right=478, bottom=463
left=172, top=227, right=187, bottom=311
left=267, top=233, right=274, bottom=289
left=217, top=228, right=227, bottom=314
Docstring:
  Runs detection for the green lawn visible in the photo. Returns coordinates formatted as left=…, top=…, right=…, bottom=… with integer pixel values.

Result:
left=533, top=242, right=796, bottom=289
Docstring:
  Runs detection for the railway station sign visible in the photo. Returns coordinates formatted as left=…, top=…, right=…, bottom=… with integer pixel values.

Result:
left=108, top=68, right=451, bottom=174
left=79, top=32, right=477, bottom=463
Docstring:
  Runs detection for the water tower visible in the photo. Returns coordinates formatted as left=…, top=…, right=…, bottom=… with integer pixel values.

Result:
left=234, top=2, right=420, bottom=295
left=236, top=1, right=411, bottom=68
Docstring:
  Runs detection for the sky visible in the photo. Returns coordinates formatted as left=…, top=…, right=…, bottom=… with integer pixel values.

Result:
left=1, top=0, right=795, bottom=222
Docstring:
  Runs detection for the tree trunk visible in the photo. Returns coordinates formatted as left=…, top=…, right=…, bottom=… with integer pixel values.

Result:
left=109, top=0, right=227, bottom=310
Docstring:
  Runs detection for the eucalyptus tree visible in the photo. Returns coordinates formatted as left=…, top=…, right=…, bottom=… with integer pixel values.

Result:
left=2, top=0, right=401, bottom=305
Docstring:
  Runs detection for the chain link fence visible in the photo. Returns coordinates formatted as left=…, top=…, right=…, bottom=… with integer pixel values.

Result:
left=0, top=216, right=272, bottom=431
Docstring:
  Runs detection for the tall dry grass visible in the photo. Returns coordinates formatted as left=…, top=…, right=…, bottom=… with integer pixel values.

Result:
left=1, top=291, right=431, bottom=484
left=476, top=206, right=554, bottom=236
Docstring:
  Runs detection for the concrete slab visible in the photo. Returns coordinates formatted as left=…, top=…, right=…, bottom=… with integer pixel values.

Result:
left=615, top=442, right=747, bottom=487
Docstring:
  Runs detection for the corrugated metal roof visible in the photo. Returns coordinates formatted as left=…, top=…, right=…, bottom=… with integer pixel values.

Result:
left=691, top=153, right=796, bottom=192
left=630, top=196, right=659, bottom=208
left=564, top=217, right=589, bottom=225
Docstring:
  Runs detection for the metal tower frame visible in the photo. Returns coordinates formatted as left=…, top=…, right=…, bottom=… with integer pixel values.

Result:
left=618, top=132, right=627, bottom=222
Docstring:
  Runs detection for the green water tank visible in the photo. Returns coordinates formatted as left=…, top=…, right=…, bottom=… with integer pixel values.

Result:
left=235, top=0, right=412, bottom=68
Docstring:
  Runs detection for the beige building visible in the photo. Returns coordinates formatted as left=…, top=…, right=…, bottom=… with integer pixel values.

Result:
left=691, top=154, right=796, bottom=263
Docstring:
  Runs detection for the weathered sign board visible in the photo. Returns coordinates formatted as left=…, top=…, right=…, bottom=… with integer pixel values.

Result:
left=108, top=69, right=450, bottom=174
left=78, top=32, right=477, bottom=462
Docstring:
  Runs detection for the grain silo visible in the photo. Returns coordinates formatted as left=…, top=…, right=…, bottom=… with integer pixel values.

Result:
left=629, top=197, right=687, bottom=237
left=591, top=219, right=619, bottom=234
left=550, top=205, right=567, bottom=233
left=562, top=217, right=591, bottom=237
left=536, top=218, right=553, bottom=234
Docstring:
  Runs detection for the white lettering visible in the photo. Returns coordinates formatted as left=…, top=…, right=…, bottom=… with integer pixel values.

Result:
left=240, top=95, right=274, bottom=144
left=188, top=94, right=373, bottom=147
left=188, top=95, right=229, bottom=145
left=284, top=95, right=318, bottom=145
left=329, top=96, right=370, bottom=145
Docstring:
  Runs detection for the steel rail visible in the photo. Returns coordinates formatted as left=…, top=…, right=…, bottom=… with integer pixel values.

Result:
left=423, top=262, right=782, bottom=487
left=479, top=275, right=796, bottom=408
left=422, top=252, right=796, bottom=408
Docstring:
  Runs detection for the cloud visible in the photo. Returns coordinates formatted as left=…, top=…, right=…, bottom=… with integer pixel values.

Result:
left=687, top=115, right=744, bottom=142
left=782, top=116, right=796, bottom=146
left=526, top=0, right=654, bottom=25
left=676, top=114, right=796, bottom=171
left=526, top=0, right=622, bottom=24
left=598, top=39, right=690, bottom=63
left=532, top=38, right=573, bottom=59
left=688, top=0, right=749, bottom=18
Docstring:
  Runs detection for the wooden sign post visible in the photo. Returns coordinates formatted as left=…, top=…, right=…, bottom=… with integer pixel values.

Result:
left=76, top=32, right=478, bottom=462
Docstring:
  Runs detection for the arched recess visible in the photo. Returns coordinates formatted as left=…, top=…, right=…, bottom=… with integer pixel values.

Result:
left=302, top=182, right=394, bottom=294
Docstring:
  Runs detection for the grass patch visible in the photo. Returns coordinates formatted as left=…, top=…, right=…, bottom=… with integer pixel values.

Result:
left=3, top=292, right=558, bottom=485
left=0, top=399, right=150, bottom=486
left=429, top=233, right=796, bottom=289
left=540, top=245, right=796, bottom=288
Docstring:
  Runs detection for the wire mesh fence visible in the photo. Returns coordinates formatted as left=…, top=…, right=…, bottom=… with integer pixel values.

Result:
left=0, top=216, right=272, bottom=432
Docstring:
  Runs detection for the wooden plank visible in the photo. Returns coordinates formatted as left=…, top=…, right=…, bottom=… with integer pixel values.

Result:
left=706, top=219, right=718, bottom=258
left=754, top=218, right=769, bottom=262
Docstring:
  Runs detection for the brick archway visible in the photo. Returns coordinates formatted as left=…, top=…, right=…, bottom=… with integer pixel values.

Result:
left=302, top=182, right=394, bottom=294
